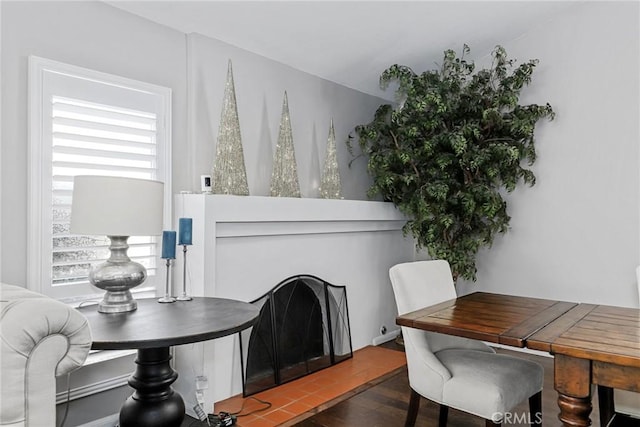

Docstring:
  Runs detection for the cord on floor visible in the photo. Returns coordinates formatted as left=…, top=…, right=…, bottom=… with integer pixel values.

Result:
left=187, top=396, right=273, bottom=426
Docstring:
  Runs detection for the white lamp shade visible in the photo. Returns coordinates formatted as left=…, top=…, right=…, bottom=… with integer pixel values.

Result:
left=70, top=176, right=164, bottom=236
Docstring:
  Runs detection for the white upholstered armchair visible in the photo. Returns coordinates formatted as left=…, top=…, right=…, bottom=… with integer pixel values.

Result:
left=1, top=283, right=92, bottom=427
left=389, top=260, right=544, bottom=427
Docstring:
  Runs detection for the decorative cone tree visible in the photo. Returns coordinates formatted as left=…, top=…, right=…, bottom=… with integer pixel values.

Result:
left=319, top=119, right=343, bottom=199
left=270, top=91, right=301, bottom=197
left=212, top=60, right=250, bottom=195
left=350, top=45, right=554, bottom=282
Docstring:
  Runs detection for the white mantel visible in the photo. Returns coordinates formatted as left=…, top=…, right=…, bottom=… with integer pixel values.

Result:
left=172, top=194, right=414, bottom=412
left=174, top=194, right=408, bottom=296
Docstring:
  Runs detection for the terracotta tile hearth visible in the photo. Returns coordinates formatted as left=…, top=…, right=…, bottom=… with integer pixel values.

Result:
left=213, top=345, right=407, bottom=426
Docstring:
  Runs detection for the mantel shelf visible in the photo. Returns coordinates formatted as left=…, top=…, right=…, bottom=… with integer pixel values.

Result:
left=176, top=195, right=408, bottom=238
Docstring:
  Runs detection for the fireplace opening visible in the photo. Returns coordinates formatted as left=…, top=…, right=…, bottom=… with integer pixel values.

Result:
left=239, top=275, right=352, bottom=396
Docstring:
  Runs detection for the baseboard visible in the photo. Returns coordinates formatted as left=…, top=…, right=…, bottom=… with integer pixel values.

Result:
left=78, top=413, right=119, bottom=427
left=372, top=328, right=401, bottom=346
left=56, top=373, right=130, bottom=404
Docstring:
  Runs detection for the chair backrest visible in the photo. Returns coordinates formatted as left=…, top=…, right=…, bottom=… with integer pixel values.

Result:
left=389, top=259, right=495, bottom=400
left=389, top=260, right=457, bottom=316
left=389, top=260, right=456, bottom=397
left=389, top=259, right=491, bottom=357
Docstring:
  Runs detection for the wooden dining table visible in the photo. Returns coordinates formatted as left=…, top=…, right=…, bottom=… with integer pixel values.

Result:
left=396, top=291, right=640, bottom=426
left=528, top=303, right=640, bottom=427
left=395, top=291, right=578, bottom=348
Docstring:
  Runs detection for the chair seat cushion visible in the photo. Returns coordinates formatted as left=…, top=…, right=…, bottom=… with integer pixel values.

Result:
left=438, top=349, right=544, bottom=421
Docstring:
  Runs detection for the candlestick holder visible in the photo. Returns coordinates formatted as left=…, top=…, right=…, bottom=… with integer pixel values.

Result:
left=176, top=245, right=192, bottom=301
left=158, top=259, right=176, bottom=303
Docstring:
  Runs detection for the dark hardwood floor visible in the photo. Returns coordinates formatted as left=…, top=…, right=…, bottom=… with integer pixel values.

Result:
left=293, top=342, right=602, bottom=427
left=184, top=341, right=615, bottom=426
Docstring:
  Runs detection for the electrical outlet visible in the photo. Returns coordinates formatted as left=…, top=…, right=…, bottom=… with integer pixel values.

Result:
left=196, top=375, right=209, bottom=390
left=380, top=325, right=387, bottom=335
left=196, top=390, right=205, bottom=406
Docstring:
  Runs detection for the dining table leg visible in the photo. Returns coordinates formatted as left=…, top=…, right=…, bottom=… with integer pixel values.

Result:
left=554, top=354, right=592, bottom=426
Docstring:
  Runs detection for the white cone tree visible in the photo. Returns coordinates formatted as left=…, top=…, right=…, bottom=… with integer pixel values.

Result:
left=319, top=119, right=342, bottom=199
left=270, top=91, right=301, bottom=197
left=212, top=60, right=249, bottom=195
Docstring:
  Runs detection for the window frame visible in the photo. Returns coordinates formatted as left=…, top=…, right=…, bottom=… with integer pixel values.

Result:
left=27, top=56, right=172, bottom=301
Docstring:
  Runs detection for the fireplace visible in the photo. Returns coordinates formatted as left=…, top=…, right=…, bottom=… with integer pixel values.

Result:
left=239, top=275, right=352, bottom=396
left=173, top=194, right=412, bottom=412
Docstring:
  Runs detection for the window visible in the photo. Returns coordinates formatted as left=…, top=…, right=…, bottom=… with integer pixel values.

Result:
left=28, top=56, right=171, bottom=301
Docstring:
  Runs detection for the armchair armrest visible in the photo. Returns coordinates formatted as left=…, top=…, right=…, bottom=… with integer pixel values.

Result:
left=1, top=283, right=92, bottom=427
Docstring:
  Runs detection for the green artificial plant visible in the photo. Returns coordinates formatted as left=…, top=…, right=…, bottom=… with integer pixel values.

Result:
left=350, top=45, right=554, bottom=282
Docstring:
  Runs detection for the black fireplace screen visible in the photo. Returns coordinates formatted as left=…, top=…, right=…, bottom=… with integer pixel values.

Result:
left=239, top=275, right=352, bottom=396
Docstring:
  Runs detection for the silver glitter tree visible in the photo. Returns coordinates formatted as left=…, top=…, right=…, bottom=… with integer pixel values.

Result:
left=212, top=60, right=249, bottom=195
left=319, top=119, right=343, bottom=199
left=270, top=91, right=301, bottom=197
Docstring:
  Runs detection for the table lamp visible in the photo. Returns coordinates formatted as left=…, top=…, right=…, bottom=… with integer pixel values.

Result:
left=70, top=176, right=164, bottom=313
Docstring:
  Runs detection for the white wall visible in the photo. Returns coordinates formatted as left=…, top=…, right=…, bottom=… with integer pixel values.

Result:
left=457, top=2, right=640, bottom=308
left=186, top=33, right=380, bottom=198
left=0, top=1, right=380, bottom=289
left=3, top=0, right=639, bottom=422
left=0, top=0, right=187, bottom=287
left=1, top=1, right=385, bottom=424
left=0, top=3, right=188, bottom=424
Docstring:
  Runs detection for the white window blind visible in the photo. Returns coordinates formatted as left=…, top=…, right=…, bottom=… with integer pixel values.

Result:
left=29, top=56, right=171, bottom=301
left=51, top=97, right=159, bottom=287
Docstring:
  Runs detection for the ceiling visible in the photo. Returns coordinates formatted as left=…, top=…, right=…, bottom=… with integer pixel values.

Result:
left=107, top=1, right=575, bottom=100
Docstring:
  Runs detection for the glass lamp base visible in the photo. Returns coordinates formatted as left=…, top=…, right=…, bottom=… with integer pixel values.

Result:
left=158, top=295, right=176, bottom=303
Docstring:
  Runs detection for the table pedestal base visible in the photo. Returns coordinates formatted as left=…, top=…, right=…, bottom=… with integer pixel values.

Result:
left=120, top=347, right=185, bottom=427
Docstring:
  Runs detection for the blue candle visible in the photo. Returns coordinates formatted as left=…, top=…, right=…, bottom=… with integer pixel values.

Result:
left=178, top=218, right=193, bottom=245
left=161, top=230, right=176, bottom=259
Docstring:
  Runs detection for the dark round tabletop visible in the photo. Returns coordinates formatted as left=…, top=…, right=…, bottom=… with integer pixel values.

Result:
left=77, top=297, right=259, bottom=350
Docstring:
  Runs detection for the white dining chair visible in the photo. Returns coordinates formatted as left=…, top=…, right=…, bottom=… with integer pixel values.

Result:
left=389, top=260, right=543, bottom=427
